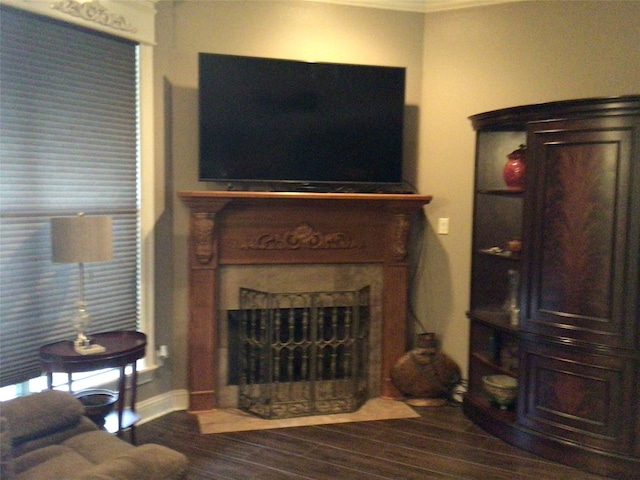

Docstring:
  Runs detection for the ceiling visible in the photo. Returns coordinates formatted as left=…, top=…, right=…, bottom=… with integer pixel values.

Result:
left=300, top=0, right=523, bottom=13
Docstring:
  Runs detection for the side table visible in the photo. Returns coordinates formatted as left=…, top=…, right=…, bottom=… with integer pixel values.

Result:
left=39, top=331, right=146, bottom=443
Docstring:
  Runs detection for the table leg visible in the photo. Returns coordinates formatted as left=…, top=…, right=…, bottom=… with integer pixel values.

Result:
left=116, top=365, right=126, bottom=437
left=130, top=361, right=139, bottom=444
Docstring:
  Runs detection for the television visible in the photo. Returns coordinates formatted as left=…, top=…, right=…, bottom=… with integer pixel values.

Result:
left=198, top=53, right=410, bottom=192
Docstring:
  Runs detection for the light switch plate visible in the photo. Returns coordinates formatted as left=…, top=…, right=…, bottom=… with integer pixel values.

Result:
left=437, top=217, right=449, bottom=235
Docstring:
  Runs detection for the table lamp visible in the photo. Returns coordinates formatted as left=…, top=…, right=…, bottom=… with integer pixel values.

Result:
left=51, top=213, right=113, bottom=354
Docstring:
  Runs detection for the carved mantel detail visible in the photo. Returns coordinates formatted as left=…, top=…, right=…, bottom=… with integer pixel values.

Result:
left=392, top=214, right=410, bottom=261
left=51, top=0, right=137, bottom=33
left=193, top=212, right=216, bottom=265
left=178, top=190, right=432, bottom=412
left=241, top=222, right=364, bottom=251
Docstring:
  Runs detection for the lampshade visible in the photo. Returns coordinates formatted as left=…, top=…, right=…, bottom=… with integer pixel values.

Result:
left=51, top=215, right=113, bottom=264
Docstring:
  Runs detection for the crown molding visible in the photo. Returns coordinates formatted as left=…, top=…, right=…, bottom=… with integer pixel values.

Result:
left=298, top=0, right=523, bottom=13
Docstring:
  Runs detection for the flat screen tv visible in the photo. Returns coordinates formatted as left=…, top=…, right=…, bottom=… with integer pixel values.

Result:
left=199, top=53, right=408, bottom=192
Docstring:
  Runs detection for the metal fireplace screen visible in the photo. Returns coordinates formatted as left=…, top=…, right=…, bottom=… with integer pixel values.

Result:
left=238, top=286, right=370, bottom=419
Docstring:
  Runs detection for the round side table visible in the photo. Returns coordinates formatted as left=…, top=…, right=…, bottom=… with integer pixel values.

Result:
left=39, top=331, right=146, bottom=443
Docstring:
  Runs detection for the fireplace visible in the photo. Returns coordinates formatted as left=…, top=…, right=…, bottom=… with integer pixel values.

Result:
left=179, top=191, right=431, bottom=412
left=217, top=264, right=382, bottom=410
left=236, top=286, right=370, bottom=419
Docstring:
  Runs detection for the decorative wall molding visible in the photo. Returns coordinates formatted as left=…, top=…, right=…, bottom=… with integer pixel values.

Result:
left=193, top=212, right=216, bottom=265
left=391, top=214, right=410, bottom=261
left=51, top=0, right=136, bottom=34
left=1, top=0, right=157, bottom=44
left=241, top=222, right=364, bottom=251
left=299, top=0, right=523, bottom=13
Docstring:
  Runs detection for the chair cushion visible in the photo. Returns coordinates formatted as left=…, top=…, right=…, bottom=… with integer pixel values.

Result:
left=2, top=391, right=84, bottom=443
left=66, top=444, right=189, bottom=480
left=0, top=417, right=16, bottom=480
left=62, top=430, right=134, bottom=463
left=14, top=445, right=93, bottom=480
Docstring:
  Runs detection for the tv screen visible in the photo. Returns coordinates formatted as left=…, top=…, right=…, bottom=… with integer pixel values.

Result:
left=199, top=53, right=407, bottom=191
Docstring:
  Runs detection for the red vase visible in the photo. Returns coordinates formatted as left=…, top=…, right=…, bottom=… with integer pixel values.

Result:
left=503, top=145, right=526, bottom=190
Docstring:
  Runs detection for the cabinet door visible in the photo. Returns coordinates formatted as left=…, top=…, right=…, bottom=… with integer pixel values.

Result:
left=518, top=338, right=636, bottom=454
left=522, top=116, right=639, bottom=349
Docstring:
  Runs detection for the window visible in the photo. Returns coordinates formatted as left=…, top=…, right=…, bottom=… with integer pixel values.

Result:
left=0, top=6, right=140, bottom=389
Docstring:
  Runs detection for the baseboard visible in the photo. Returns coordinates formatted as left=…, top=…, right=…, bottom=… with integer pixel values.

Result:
left=135, top=389, right=189, bottom=425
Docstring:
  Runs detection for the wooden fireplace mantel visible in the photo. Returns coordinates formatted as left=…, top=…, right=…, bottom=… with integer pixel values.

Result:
left=179, top=190, right=432, bottom=412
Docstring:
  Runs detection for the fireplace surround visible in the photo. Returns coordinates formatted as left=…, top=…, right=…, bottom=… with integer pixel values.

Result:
left=179, top=191, right=431, bottom=412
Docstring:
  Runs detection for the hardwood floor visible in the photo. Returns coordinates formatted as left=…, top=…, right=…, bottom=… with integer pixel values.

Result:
left=136, top=404, right=612, bottom=480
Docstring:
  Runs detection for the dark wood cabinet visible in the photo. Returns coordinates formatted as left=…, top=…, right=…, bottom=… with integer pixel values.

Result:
left=523, top=115, right=638, bottom=349
left=464, top=96, right=640, bottom=479
left=518, top=338, right=636, bottom=454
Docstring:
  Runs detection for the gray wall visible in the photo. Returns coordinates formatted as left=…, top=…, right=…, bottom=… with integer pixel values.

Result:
left=143, top=0, right=640, bottom=401
left=416, top=0, right=640, bottom=371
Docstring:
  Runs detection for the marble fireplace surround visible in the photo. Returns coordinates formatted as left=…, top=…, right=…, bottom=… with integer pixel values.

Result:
left=179, top=191, right=432, bottom=412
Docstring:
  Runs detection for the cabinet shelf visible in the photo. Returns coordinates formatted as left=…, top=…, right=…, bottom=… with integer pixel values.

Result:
left=467, top=307, right=518, bottom=332
left=471, top=352, right=517, bottom=377
left=462, top=395, right=519, bottom=446
left=476, top=249, right=521, bottom=261
left=467, top=393, right=516, bottom=423
left=477, top=188, right=523, bottom=196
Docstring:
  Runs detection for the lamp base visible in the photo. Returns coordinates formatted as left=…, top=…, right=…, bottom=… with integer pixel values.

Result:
left=74, top=343, right=106, bottom=355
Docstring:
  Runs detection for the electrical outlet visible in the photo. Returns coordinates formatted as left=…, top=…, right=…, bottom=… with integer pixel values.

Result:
left=157, top=345, right=169, bottom=359
left=437, top=217, right=449, bottom=235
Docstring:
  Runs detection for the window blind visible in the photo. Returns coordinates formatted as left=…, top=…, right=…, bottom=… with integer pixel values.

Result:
left=0, top=6, right=139, bottom=387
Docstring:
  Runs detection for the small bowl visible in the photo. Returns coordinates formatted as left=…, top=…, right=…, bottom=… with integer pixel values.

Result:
left=482, top=375, right=517, bottom=410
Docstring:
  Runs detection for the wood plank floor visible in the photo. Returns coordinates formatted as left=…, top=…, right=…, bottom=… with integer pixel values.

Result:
left=136, top=404, right=612, bottom=480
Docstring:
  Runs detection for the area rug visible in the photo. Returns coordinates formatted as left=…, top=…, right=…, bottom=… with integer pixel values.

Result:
left=196, top=397, right=419, bottom=434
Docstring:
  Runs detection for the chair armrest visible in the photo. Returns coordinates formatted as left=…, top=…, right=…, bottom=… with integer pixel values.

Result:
left=1, top=391, right=85, bottom=444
